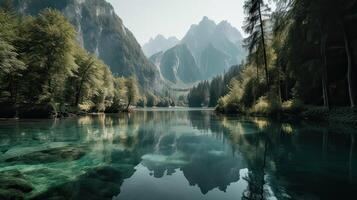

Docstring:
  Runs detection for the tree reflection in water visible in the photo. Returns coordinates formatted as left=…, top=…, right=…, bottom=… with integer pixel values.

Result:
left=0, top=110, right=356, bottom=199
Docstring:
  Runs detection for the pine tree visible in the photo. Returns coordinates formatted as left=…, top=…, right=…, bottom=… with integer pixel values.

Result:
left=243, top=0, right=270, bottom=88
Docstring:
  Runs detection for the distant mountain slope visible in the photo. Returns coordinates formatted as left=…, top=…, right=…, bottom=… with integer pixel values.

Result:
left=181, top=16, right=217, bottom=62
left=151, top=17, right=247, bottom=83
left=158, top=44, right=201, bottom=84
left=7, top=0, right=160, bottom=88
left=181, top=17, right=246, bottom=78
left=200, top=44, right=230, bottom=79
left=143, top=34, right=179, bottom=57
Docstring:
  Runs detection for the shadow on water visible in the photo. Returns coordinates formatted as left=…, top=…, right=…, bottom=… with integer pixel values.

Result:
left=0, top=109, right=356, bottom=199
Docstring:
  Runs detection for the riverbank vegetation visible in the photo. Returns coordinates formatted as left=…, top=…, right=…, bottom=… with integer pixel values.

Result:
left=188, top=0, right=357, bottom=123
left=0, top=8, right=142, bottom=118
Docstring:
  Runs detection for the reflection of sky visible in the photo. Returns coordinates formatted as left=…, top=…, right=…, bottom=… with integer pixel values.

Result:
left=111, top=110, right=253, bottom=198
left=115, top=164, right=249, bottom=200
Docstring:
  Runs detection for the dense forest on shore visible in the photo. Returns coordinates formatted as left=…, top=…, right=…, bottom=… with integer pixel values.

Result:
left=0, top=6, right=144, bottom=118
left=1, top=0, right=356, bottom=123
left=188, top=0, right=357, bottom=123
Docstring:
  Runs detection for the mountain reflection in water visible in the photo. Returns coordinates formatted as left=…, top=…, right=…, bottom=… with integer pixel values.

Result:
left=0, top=109, right=356, bottom=200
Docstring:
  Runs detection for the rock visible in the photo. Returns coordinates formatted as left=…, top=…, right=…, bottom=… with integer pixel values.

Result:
left=0, top=188, right=25, bottom=200
left=31, top=166, right=126, bottom=200
left=0, top=170, right=33, bottom=200
left=5, top=146, right=86, bottom=164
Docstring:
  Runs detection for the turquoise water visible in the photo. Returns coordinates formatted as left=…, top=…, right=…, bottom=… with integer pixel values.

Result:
left=0, top=109, right=356, bottom=199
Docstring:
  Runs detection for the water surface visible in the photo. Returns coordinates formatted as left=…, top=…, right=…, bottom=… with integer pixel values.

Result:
left=0, top=109, right=356, bottom=199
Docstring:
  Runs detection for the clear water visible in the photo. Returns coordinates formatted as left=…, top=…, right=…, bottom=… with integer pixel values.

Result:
left=0, top=109, right=356, bottom=200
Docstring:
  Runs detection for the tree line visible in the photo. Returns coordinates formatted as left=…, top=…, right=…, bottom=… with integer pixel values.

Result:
left=189, top=0, right=357, bottom=117
left=187, top=65, right=242, bottom=107
left=0, top=8, right=140, bottom=118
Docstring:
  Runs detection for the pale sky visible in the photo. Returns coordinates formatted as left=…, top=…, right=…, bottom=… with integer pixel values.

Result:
left=107, top=0, right=246, bottom=45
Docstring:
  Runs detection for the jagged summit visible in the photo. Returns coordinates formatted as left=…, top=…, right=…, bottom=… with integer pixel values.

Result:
left=143, top=34, right=179, bottom=57
left=150, top=17, right=247, bottom=84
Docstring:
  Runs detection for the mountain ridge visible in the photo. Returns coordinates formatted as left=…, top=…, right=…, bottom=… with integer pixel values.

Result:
left=142, top=34, right=179, bottom=57
left=149, top=16, right=246, bottom=84
left=5, top=0, right=161, bottom=89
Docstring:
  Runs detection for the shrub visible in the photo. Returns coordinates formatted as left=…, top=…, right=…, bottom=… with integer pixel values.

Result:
left=156, top=97, right=170, bottom=107
left=146, top=93, right=157, bottom=107
left=136, top=98, right=146, bottom=107
left=250, top=96, right=270, bottom=115
left=282, top=99, right=304, bottom=114
left=249, top=95, right=282, bottom=116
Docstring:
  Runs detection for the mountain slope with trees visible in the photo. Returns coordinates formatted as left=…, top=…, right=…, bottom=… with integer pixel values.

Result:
left=0, top=7, right=140, bottom=118
left=188, top=0, right=357, bottom=123
left=3, top=0, right=161, bottom=88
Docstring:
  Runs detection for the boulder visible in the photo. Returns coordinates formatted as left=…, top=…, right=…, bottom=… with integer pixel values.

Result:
left=0, top=170, right=33, bottom=200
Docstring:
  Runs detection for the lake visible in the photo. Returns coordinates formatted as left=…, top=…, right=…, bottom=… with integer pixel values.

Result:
left=0, top=109, right=356, bottom=200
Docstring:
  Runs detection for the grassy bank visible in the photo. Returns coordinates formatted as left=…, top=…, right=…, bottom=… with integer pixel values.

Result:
left=216, top=97, right=357, bottom=124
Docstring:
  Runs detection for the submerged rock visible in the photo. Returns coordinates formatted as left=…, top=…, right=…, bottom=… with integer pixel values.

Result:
left=31, top=165, right=135, bottom=200
left=5, top=146, right=86, bottom=164
left=0, top=170, right=33, bottom=200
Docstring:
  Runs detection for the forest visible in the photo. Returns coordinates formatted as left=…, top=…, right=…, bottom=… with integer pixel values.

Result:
left=0, top=0, right=356, bottom=199
left=188, top=0, right=357, bottom=123
left=1, top=0, right=357, bottom=123
left=0, top=6, right=142, bottom=118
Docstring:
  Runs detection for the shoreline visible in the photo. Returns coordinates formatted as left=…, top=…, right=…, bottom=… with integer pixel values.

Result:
left=215, top=106, right=357, bottom=125
left=0, top=107, right=355, bottom=125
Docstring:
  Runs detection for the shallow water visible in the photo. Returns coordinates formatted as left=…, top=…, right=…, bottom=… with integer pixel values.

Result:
left=0, top=109, right=356, bottom=199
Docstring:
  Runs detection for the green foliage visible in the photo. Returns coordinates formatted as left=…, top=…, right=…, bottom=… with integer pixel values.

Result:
left=209, top=75, right=224, bottom=107
left=18, top=9, right=77, bottom=104
left=136, top=97, right=146, bottom=108
left=145, top=92, right=157, bottom=107
left=215, top=0, right=357, bottom=117
left=125, top=76, right=139, bottom=109
left=187, top=81, right=210, bottom=107
left=156, top=97, right=172, bottom=107
left=281, top=99, right=304, bottom=114
left=188, top=64, right=245, bottom=108
left=0, top=9, right=141, bottom=117
left=243, top=0, right=271, bottom=87
left=0, top=11, right=26, bottom=104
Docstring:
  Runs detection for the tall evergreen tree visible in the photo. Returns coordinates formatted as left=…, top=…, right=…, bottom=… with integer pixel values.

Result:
left=243, top=0, right=270, bottom=88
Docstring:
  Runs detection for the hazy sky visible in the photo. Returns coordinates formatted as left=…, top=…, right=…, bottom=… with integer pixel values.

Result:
left=107, top=0, right=246, bottom=45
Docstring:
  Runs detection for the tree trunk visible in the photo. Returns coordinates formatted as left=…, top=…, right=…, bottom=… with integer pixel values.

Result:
left=278, top=64, right=282, bottom=103
left=283, top=64, right=289, bottom=100
left=74, top=89, right=81, bottom=107
left=258, top=2, right=269, bottom=90
left=75, top=79, right=85, bottom=106
left=126, top=98, right=131, bottom=111
left=341, top=22, right=355, bottom=108
left=254, top=64, right=259, bottom=103
left=75, top=59, right=95, bottom=107
left=320, top=34, right=330, bottom=109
